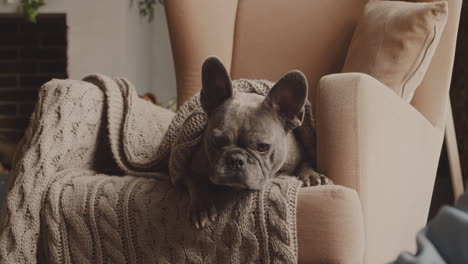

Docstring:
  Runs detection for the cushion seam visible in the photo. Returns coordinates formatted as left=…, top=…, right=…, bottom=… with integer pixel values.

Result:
left=401, top=23, right=438, bottom=100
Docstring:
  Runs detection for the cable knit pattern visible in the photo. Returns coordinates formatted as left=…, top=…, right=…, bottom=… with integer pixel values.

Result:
left=41, top=169, right=300, bottom=264
left=0, top=74, right=312, bottom=263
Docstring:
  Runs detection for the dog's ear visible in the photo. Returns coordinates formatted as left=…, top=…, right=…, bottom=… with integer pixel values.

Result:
left=200, top=56, right=233, bottom=115
left=264, top=70, right=308, bottom=131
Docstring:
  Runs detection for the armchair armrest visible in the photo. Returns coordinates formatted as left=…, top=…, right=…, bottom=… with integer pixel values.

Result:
left=316, top=73, right=444, bottom=264
left=297, top=186, right=365, bottom=263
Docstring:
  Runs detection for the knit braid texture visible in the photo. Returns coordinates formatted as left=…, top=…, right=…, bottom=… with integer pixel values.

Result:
left=0, top=74, right=313, bottom=263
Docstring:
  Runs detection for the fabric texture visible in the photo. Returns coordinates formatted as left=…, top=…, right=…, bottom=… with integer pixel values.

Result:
left=296, top=186, right=365, bottom=263
left=165, top=0, right=367, bottom=113
left=0, top=74, right=306, bottom=263
left=40, top=169, right=301, bottom=264
left=317, top=73, right=444, bottom=263
left=342, top=0, right=448, bottom=102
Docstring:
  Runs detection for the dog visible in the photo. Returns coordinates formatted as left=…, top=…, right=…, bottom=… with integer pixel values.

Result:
left=187, top=57, right=332, bottom=229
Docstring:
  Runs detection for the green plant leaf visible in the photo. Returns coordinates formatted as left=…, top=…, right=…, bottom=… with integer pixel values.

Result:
left=20, top=0, right=45, bottom=23
left=131, top=0, right=163, bottom=22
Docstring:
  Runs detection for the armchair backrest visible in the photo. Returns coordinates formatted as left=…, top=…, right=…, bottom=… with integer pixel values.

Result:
left=411, top=0, right=461, bottom=128
left=165, top=0, right=461, bottom=129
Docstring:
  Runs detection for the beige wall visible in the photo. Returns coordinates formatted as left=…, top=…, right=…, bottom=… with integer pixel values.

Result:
left=0, top=0, right=177, bottom=101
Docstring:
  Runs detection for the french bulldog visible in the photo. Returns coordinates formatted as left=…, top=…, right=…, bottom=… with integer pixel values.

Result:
left=187, top=57, right=332, bottom=229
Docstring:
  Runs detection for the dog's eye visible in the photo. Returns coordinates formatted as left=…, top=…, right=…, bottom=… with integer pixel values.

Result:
left=257, top=143, right=270, bottom=152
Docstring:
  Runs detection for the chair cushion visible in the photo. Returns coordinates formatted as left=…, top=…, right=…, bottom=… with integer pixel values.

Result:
left=297, top=185, right=365, bottom=263
left=342, top=0, right=448, bottom=102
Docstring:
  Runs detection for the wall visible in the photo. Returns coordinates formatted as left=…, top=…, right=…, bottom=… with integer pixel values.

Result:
left=151, top=4, right=177, bottom=103
left=0, top=0, right=177, bottom=100
left=125, top=1, right=152, bottom=93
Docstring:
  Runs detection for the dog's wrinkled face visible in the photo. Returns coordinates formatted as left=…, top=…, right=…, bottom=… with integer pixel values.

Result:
left=203, top=93, right=289, bottom=190
left=200, top=57, right=308, bottom=190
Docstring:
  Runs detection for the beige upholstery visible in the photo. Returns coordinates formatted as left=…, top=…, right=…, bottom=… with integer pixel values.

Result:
left=166, top=0, right=367, bottom=110
left=317, top=73, right=444, bottom=263
left=297, top=186, right=365, bottom=263
left=342, top=1, right=448, bottom=102
left=165, top=0, right=462, bottom=263
left=411, top=0, right=462, bottom=128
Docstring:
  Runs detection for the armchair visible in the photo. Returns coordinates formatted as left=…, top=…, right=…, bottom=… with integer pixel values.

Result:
left=165, top=0, right=462, bottom=263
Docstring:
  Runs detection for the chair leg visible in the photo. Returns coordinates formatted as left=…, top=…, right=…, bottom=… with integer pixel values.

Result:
left=445, top=98, right=464, bottom=200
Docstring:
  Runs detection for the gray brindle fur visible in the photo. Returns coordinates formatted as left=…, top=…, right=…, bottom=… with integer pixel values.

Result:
left=187, top=57, right=332, bottom=229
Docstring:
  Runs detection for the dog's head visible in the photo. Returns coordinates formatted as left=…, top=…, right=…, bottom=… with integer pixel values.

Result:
left=199, top=57, right=308, bottom=190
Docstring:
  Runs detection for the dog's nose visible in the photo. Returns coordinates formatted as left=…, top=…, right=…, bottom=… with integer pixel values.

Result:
left=227, top=154, right=246, bottom=170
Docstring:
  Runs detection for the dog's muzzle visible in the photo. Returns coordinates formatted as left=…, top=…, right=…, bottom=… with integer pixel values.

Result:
left=227, top=152, right=246, bottom=170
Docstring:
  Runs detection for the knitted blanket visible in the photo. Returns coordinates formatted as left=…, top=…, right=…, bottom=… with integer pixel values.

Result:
left=0, top=74, right=312, bottom=263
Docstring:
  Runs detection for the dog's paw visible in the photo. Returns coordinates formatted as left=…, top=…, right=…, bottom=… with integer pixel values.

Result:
left=298, top=170, right=333, bottom=187
left=189, top=198, right=218, bottom=229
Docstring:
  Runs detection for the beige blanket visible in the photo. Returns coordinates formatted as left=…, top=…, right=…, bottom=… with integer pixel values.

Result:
left=0, top=74, right=315, bottom=263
